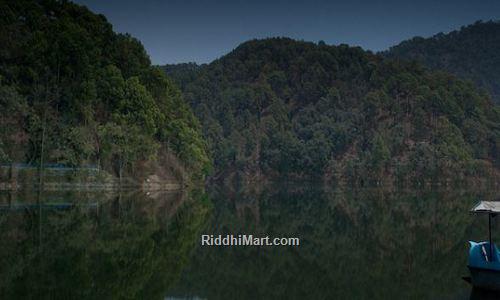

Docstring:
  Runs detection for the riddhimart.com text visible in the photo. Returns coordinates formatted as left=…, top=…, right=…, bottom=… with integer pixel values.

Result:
left=201, top=234, right=300, bottom=246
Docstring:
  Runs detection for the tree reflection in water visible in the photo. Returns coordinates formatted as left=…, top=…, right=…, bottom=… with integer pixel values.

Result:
left=0, top=189, right=211, bottom=299
left=1, top=185, right=498, bottom=299
left=169, top=184, right=497, bottom=300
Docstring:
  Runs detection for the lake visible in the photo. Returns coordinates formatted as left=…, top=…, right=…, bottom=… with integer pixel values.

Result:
left=0, top=184, right=498, bottom=299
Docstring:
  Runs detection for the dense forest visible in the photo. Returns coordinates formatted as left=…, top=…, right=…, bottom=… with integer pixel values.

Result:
left=385, top=20, right=500, bottom=105
left=1, top=0, right=499, bottom=186
left=0, top=0, right=210, bottom=183
left=165, top=38, right=500, bottom=185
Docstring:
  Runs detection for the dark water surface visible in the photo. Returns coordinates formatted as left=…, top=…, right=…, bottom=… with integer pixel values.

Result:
left=0, top=185, right=498, bottom=299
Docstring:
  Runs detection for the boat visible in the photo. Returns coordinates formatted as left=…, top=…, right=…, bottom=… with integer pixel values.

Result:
left=467, top=201, right=500, bottom=291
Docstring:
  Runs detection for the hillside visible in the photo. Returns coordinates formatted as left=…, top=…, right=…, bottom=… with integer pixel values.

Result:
left=385, top=20, right=500, bottom=104
left=162, top=63, right=203, bottom=90
left=0, top=0, right=209, bottom=183
left=166, top=38, right=500, bottom=185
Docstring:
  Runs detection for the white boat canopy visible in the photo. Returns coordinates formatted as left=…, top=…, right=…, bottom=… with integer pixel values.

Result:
left=471, top=201, right=500, bottom=214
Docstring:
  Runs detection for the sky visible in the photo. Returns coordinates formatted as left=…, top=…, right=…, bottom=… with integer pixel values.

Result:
left=74, top=0, right=500, bottom=65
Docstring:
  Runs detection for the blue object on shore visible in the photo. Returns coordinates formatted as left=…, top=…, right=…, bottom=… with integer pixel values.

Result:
left=468, top=201, right=500, bottom=291
left=0, top=163, right=98, bottom=171
left=0, top=203, right=98, bottom=211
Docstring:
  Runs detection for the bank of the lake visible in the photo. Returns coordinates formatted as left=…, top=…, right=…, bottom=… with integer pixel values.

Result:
left=0, top=164, right=183, bottom=191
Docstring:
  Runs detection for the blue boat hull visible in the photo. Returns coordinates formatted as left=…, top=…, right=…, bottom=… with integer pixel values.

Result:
left=469, top=266, right=500, bottom=291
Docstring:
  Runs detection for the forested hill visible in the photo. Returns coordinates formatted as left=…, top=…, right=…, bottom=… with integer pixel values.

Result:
left=0, top=0, right=209, bottom=182
left=384, top=20, right=500, bottom=104
left=165, top=38, right=500, bottom=185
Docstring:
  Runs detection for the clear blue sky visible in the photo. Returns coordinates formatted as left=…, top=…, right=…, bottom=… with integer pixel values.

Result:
left=74, top=0, right=500, bottom=65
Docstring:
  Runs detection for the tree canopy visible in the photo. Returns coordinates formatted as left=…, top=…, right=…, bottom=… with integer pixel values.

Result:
left=165, top=38, right=500, bottom=184
left=0, top=0, right=210, bottom=180
left=384, top=20, right=500, bottom=105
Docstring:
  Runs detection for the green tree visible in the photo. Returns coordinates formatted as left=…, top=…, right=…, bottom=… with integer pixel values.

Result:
left=98, top=122, right=159, bottom=181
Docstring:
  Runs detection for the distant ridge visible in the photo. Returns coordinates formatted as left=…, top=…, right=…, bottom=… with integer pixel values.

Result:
left=165, top=37, right=500, bottom=185
left=385, top=20, right=500, bottom=104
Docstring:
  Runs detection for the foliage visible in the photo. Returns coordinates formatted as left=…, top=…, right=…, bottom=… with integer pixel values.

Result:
left=385, top=20, right=500, bottom=104
left=0, top=0, right=209, bottom=180
left=0, top=80, right=29, bottom=163
left=166, top=38, right=500, bottom=183
left=98, top=122, right=159, bottom=179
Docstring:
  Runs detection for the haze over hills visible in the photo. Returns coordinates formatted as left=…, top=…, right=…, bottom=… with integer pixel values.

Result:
left=164, top=38, right=500, bottom=185
left=385, top=20, right=500, bottom=105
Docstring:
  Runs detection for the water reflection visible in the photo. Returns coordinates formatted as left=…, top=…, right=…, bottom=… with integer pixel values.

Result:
left=0, top=185, right=498, bottom=299
left=469, top=288, right=500, bottom=299
left=0, top=189, right=211, bottom=299
left=169, top=184, right=498, bottom=300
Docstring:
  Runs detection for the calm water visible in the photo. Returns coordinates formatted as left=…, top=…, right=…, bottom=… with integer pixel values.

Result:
left=0, top=184, right=498, bottom=299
